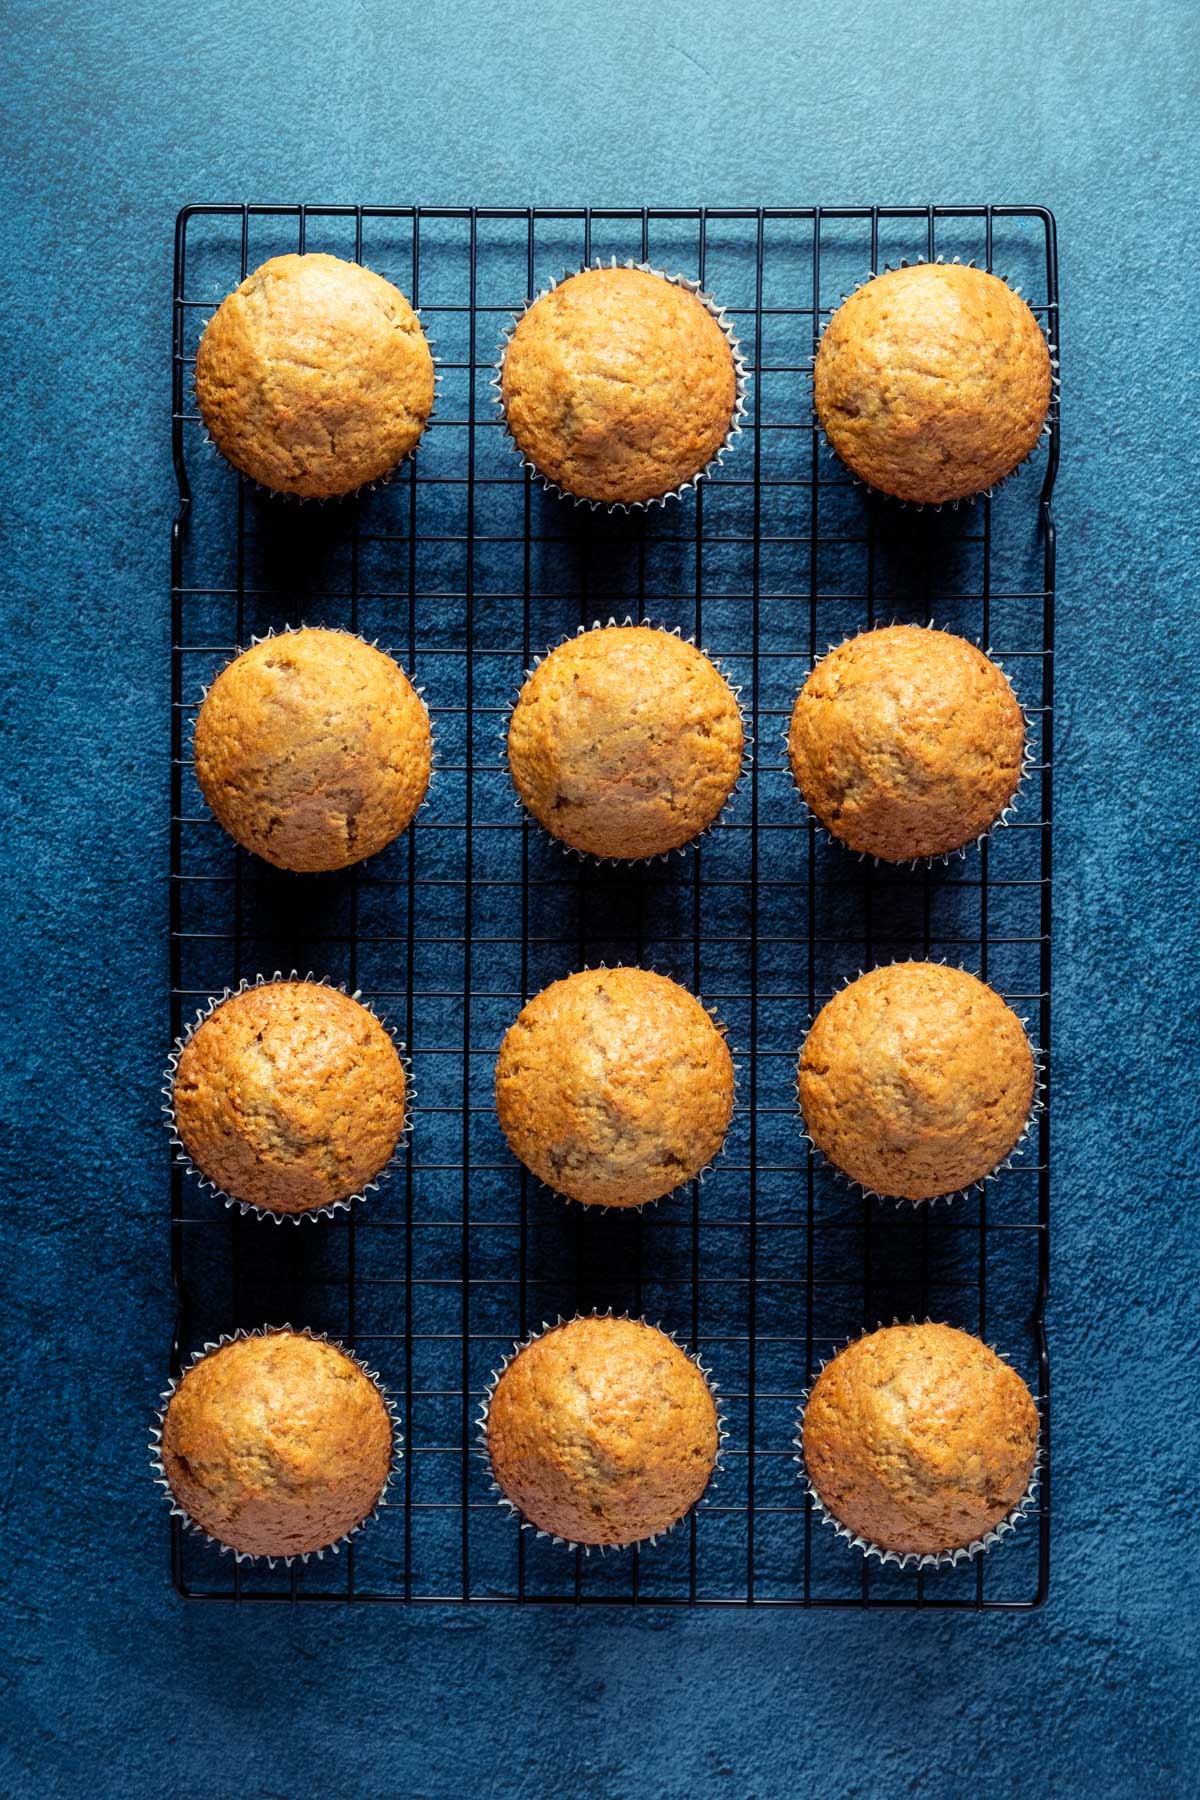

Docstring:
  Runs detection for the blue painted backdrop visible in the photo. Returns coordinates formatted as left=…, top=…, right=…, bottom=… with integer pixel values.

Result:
left=2, top=1, right=1197, bottom=1795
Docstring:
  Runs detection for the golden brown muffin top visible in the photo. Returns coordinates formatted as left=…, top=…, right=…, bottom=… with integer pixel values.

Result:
left=486, top=1316, right=719, bottom=1546
left=194, top=627, right=431, bottom=873
left=161, top=1330, right=394, bottom=1559
left=788, top=625, right=1026, bottom=861
left=507, top=625, right=743, bottom=860
left=799, top=962, right=1034, bottom=1201
left=802, top=1322, right=1039, bottom=1556
left=500, top=266, right=738, bottom=505
left=814, top=263, right=1051, bottom=503
left=173, top=980, right=407, bottom=1216
left=495, top=967, right=734, bottom=1209
left=195, top=253, right=435, bottom=498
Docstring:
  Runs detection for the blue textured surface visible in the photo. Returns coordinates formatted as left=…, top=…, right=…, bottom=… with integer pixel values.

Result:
left=2, top=2, right=1198, bottom=1795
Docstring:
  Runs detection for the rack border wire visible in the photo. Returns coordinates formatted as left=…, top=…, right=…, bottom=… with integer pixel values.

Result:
left=169, top=203, right=1056, bottom=1610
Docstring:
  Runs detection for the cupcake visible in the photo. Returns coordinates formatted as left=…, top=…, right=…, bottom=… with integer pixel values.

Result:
left=814, top=263, right=1052, bottom=504
left=507, top=625, right=743, bottom=860
left=799, top=962, right=1035, bottom=1201
left=169, top=978, right=408, bottom=1218
left=800, top=1322, right=1039, bottom=1559
left=499, top=264, right=741, bottom=506
left=195, top=252, right=435, bottom=498
left=787, top=624, right=1026, bottom=861
left=194, top=627, right=431, bottom=873
left=484, top=1315, right=720, bottom=1546
left=155, top=1328, right=396, bottom=1560
left=495, top=967, right=734, bottom=1208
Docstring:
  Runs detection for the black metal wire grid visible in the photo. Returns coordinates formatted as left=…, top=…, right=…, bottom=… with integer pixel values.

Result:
left=169, top=203, right=1057, bottom=1608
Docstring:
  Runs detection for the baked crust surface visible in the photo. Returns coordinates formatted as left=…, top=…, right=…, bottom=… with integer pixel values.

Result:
left=173, top=979, right=407, bottom=1215
left=195, top=252, right=435, bottom=498
left=507, top=625, right=743, bottom=860
left=814, top=263, right=1051, bottom=503
left=495, top=966, right=734, bottom=1209
left=802, top=1322, right=1039, bottom=1555
left=161, top=1330, right=393, bottom=1559
left=487, top=1316, right=719, bottom=1545
left=194, top=627, right=431, bottom=873
left=799, top=961, right=1034, bottom=1200
left=501, top=266, right=737, bottom=504
left=788, top=625, right=1025, bottom=861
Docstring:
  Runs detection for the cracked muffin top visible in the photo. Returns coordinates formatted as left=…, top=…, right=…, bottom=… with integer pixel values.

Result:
left=486, top=1315, right=719, bottom=1546
left=160, top=1329, right=394, bottom=1559
left=507, top=625, right=743, bottom=860
left=814, top=263, right=1051, bottom=504
left=194, top=627, right=431, bottom=873
left=788, top=625, right=1026, bottom=862
left=172, top=980, right=407, bottom=1215
left=802, top=1322, right=1039, bottom=1556
left=500, top=265, right=738, bottom=505
left=495, top=966, right=734, bottom=1209
left=195, top=252, right=435, bottom=498
left=799, top=962, right=1034, bottom=1201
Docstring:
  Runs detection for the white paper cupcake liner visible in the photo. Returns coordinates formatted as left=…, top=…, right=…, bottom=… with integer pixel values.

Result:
left=193, top=281, right=440, bottom=505
left=796, top=957, right=1045, bottom=1209
left=476, top=1311, right=728, bottom=1555
left=793, top=1320, right=1043, bottom=1570
left=188, top=622, right=436, bottom=854
left=502, top=617, right=751, bottom=869
left=493, top=258, right=750, bottom=512
left=149, top=1323, right=403, bottom=1567
left=811, top=256, right=1060, bottom=511
left=783, top=619, right=1037, bottom=871
left=163, top=970, right=414, bottom=1225
left=495, top=959, right=740, bottom=1214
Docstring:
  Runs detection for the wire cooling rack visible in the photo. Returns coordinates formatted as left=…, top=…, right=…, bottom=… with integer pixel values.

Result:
left=169, top=204, right=1056, bottom=1608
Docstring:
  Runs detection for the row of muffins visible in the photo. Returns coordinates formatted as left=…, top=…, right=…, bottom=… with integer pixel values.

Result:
left=195, top=251, right=1051, bottom=507
left=193, top=620, right=1029, bottom=872
left=163, top=967, right=1038, bottom=1562
left=163, top=244, right=1047, bottom=1584
left=167, top=960, right=1034, bottom=1219
left=156, top=1316, right=1039, bottom=1568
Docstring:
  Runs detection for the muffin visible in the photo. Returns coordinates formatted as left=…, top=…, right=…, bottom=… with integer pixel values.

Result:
left=195, top=252, right=435, bottom=498
left=500, top=265, right=740, bottom=505
left=814, top=263, right=1052, bottom=503
left=170, top=979, right=408, bottom=1217
left=507, top=625, right=743, bottom=860
left=799, top=962, right=1034, bottom=1201
left=485, top=1316, right=720, bottom=1546
left=788, top=625, right=1026, bottom=861
left=495, top=967, right=734, bottom=1208
left=801, top=1322, right=1039, bottom=1557
left=194, top=627, right=431, bottom=873
left=157, top=1328, right=395, bottom=1559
